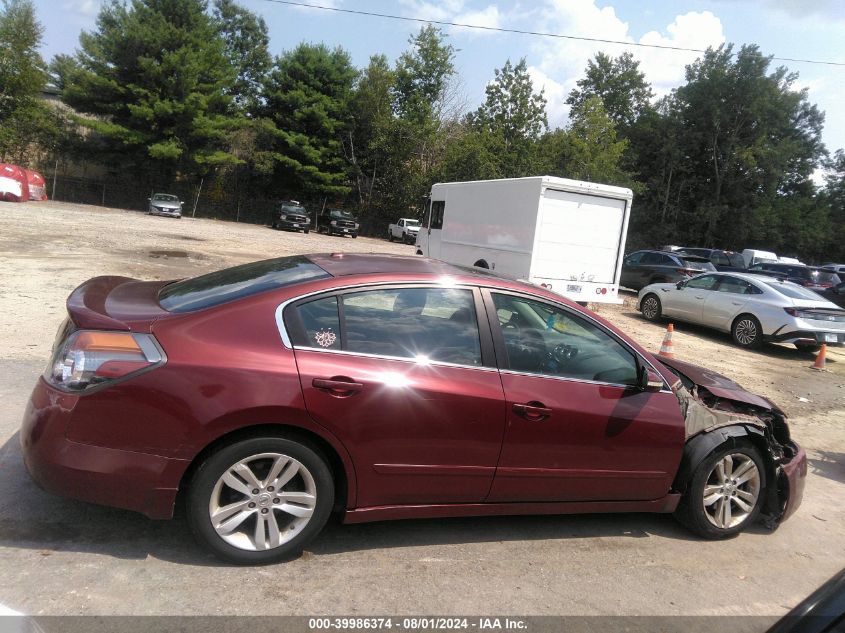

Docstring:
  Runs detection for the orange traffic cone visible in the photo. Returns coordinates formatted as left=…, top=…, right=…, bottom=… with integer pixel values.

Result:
left=811, top=344, right=827, bottom=370
left=659, top=323, right=675, bottom=357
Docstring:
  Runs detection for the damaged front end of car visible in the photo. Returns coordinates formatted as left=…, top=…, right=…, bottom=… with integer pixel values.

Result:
left=658, top=356, right=807, bottom=529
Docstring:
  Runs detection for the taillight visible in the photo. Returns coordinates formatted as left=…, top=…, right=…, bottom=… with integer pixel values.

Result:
left=45, top=330, right=164, bottom=392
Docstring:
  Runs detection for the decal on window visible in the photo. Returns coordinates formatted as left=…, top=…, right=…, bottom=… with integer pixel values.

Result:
left=314, top=328, right=337, bottom=348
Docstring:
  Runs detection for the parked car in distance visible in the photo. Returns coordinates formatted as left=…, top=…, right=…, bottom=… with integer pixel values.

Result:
left=821, top=263, right=845, bottom=277
left=746, top=262, right=841, bottom=292
left=21, top=254, right=806, bottom=564
left=388, top=218, right=421, bottom=244
left=675, top=248, right=747, bottom=271
left=742, top=249, right=778, bottom=268
left=818, top=281, right=845, bottom=309
left=318, top=207, right=358, bottom=238
left=620, top=250, right=717, bottom=291
left=638, top=272, right=845, bottom=351
left=271, top=200, right=310, bottom=234
left=778, top=257, right=804, bottom=265
left=148, top=193, right=183, bottom=218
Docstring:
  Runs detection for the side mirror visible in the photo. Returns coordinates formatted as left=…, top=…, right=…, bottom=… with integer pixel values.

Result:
left=676, top=281, right=686, bottom=289
left=637, top=364, right=664, bottom=392
left=147, top=198, right=151, bottom=201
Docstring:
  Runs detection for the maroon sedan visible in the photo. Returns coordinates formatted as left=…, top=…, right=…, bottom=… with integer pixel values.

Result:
left=21, top=254, right=806, bottom=564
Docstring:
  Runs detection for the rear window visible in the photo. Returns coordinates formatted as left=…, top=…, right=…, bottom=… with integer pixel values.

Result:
left=763, top=281, right=824, bottom=301
left=159, top=256, right=331, bottom=312
left=813, top=270, right=841, bottom=285
left=682, top=257, right=717, bottom=271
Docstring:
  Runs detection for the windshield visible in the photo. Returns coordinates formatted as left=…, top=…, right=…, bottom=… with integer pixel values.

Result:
left=159, top=256, right=331, bottom=313
left=281, top=205, right=307, bottom=215
left=329, top=209, right=355, bottom=220
left=405, top=219, right=420, bottom=227
left=152, top=194, right=179, bottom=202
left=763, top=280, right=826, bottom=301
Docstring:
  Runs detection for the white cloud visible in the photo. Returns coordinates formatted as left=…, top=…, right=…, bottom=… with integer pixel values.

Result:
left=527, top=66, right=569, bottom=128
left=528, top=1, right=726, bottom=126
left=63, top=0, right=100, bottom=16
left=399, top=1, right=502, bottom=36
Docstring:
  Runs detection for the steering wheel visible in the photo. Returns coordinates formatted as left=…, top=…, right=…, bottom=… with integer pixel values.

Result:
left=548, top=343, right=578, bottom=368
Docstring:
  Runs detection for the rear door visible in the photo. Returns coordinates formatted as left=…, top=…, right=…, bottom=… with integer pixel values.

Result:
left=285, top=285, right=507, bottom=508
left=483, top=290, right=684, bottom=502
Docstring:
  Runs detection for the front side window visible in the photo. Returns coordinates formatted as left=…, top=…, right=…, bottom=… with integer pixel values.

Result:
left=624, top=251, right=645, bottom=265
left=492, top=293, right=638, bottom=386
left=430, top=201, right=445, bottom=230
left=686, top=275, right=719, bottom=290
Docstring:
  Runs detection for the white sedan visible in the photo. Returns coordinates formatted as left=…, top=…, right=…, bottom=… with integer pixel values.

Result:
left=637, top=272, right=845, bottom=351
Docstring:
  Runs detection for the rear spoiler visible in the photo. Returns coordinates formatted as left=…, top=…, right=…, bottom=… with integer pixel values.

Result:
left=66, top=276, right=134, bottom=331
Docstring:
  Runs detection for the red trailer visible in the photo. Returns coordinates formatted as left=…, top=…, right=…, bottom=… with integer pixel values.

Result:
left=0, top=164, right=29, bottom=202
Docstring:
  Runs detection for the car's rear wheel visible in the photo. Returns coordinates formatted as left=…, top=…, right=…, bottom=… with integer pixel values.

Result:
left=675, top=442, right=765, bottom=539
left=640, top=294, right=662, bottom=321
left=732, top=314, right=763, bottom=348
left=388, top=232, right=394, bottom=242
left=186, top=436, right=334, bottom=564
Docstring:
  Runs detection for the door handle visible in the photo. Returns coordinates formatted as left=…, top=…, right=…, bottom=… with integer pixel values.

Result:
left=512, top=401, right=552, bottom=422
left=731, top=301, right=742, bottom=305
left=312, top=377, right=363, bottom=396
left=695, top=295, right=704, bottom=299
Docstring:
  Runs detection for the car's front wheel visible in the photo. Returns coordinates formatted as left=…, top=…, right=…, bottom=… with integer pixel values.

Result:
left=640, top=294, right=662, bottom=321
left=732, top=314, right=763, bottom=348
left=675, top=442, right=765, bottom=539
left=186, top=436, right=334, bottom=564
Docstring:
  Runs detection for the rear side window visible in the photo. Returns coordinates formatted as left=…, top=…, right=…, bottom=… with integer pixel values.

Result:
left=289, top=287, right=482, bottom=366
left=716, top=277, right=760, bottom=294
left=159, top=256, right=330, bottom=312
left=728, top=253, right=746, bottom=268
left=640, top=252, right=664, bottom=265
left=712, top=252, right=730, bottom=267
left=430, top=201, right=445, bottom=230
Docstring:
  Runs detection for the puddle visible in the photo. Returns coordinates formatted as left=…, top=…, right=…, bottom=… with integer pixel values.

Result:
left=149, top=250, right=189, bottom=258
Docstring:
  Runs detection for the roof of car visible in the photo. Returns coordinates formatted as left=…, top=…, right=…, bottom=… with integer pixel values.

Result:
left=308, top=253, right=504, bottom=280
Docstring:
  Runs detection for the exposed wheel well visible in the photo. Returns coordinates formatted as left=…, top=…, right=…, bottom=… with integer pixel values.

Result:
left=177, top=424, right=349, bottom=514
left=473, top=259, right=489, bottom=269
left=731, top=313, right=759, bottom=330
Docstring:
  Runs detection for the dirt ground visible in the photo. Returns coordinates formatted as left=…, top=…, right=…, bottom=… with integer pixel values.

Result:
left=0, top=201, right=843, bottom=619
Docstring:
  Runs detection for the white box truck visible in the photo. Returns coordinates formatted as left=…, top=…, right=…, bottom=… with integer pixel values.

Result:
left=416, top=176, right=633, bottom=304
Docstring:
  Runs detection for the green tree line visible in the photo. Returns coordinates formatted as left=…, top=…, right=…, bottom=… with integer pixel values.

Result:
left=1, top=0, right=843, bottom=261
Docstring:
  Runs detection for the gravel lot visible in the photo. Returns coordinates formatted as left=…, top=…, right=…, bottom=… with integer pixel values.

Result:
left=1, top=201, right=843, bottom=619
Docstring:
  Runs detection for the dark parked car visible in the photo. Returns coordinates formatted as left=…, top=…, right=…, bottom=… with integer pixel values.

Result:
left=747, top=263, right=841, bottom=292
left=819, top=282, right=845, bottom=309
left=675, top=248, right=747, bottom=271
left=317, top=207, right=358, bottom=238
left=22, top=254, right=805, bottom=564
left=620, top=250, right=717, bottom=290
left=271, top=200, right=310, bottom=233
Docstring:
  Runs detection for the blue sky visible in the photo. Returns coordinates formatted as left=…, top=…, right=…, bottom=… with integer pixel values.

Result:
left=39, top=0, right=845, bottom=169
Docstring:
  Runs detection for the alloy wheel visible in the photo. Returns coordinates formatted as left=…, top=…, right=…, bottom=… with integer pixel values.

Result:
left=702, top=453, right=761, bottom=529
left=734, top=318, right=758, bottom=346
left=641, top=296, right=659, bottom=320
left=208, top=452, right=317, bottom=552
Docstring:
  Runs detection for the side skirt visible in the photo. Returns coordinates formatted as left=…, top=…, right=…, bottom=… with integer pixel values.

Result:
left=342, top=494, right=681, bottom=524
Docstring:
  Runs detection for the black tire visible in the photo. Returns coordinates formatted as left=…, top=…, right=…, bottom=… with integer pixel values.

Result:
left=388, top=232, right=394, bottom=242
left=351, top=234, right=357, bottom=239
left=473, top=259, right=489, bottom=269
left=674, top=441, right=765, bottom=539
left=795, top=342, right=820, bottom=354
left=304, top=229, right=309, bottom=234
left=732, top=314, right=763, bottom=348
left=186, top=436, right=334, bottom=564
left=640, top=293, right=662, bottom=321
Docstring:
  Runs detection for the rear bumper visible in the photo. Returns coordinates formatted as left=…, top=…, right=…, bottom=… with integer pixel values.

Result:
left=766, top=329, right=844, bottom=346
left=20, top=378, right=187, bottom=519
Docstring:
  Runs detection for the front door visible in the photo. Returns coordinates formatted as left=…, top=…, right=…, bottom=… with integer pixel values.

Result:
left=484, top=291, right=685, bottom=502
left=285, top=286, right=507, bottom=508
left=669, top=274, right=720, bottom=322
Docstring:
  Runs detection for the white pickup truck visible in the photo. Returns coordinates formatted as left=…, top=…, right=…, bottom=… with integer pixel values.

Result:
left=388, top=218, right=421, bottom=244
